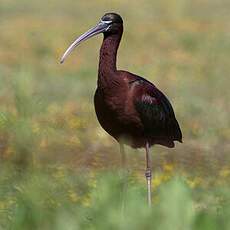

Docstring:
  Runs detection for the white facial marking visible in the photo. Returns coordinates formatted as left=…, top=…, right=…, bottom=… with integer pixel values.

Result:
left=100, top=20, right=112, bottom=24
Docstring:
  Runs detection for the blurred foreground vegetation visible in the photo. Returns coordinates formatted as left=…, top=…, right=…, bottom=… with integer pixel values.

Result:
left=0, top=165, right=230, bottom=230
left=0, top=0, right=230, bottom=229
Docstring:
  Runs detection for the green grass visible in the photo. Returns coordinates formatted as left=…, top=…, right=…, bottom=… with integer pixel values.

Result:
left=0, top=0, right=230, bottom=229
left=0, top=165, right=229, bottom=230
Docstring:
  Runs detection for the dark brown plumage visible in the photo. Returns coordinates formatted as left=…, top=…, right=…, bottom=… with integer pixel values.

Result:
left=94, top=13, right=182, bottom=149
left=61, top=12, right=182, bottom=205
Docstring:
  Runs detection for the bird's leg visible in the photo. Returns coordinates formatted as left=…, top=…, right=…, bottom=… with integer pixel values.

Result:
left=145, top=141, right=152, bottom=206
left=120, top=143, right=128, bottom=214
left=120, top=143, right=126, bottom=170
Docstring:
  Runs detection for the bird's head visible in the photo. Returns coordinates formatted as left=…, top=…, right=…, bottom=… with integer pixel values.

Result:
left=60, top=12, right=123, bottom=64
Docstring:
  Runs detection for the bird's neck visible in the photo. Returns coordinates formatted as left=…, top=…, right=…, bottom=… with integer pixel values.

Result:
left=98, top=30, right=122, bottom=88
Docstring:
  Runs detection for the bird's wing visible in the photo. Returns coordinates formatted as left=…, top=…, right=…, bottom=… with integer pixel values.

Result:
left=133, top=78, right=182, bottom=142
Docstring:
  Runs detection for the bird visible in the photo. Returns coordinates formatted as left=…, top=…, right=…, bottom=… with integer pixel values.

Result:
left=60, top=12, right=182, bottom=206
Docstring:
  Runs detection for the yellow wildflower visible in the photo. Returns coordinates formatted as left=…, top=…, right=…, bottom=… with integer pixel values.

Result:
left=68, top=190, right=79, bottom=203
left=0, top=201, right=5, bottom=209
left=152, top=174, right=163, bottom=188
left=68, top=136, right=81, bottom=146
left=31, top=122, right=40, bottom=134
left=186, top=177, right=202, bottom=188
left=163, top=163, right=174, bottom=172
left=67, top=118, right=80, bottom=129
left=53, top=166, right=66, bottom=179
left=47, top=103, right=59, bottom=114
left=82, top=196, right=91, bottom=207
left=219, top=167, right=230, bottom=178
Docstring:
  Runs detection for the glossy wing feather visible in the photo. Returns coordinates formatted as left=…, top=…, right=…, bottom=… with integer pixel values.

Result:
left=134, top=79, right=182, bottom=142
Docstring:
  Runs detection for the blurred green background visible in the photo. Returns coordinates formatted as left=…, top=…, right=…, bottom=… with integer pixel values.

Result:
left=0, top=0, right=230, bottom=229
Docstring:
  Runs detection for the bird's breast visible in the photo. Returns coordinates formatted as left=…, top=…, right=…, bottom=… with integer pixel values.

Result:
left=94, top=87, right=142, bottom=139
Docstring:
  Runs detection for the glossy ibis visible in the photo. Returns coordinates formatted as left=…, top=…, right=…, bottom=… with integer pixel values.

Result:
left=61, top=13, right=182, bottom=206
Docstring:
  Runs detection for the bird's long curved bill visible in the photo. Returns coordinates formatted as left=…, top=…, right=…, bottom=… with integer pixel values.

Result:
left=60, top=21, right=111, bottom=64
